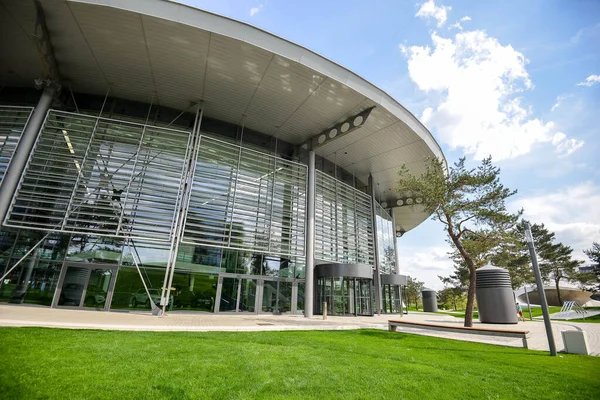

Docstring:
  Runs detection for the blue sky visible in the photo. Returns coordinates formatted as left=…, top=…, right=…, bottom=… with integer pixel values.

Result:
left=179, top=0, right=600, bottom=289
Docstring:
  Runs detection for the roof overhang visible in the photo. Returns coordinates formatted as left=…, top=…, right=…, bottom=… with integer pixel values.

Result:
left=0, top=0, right=445, bottom=233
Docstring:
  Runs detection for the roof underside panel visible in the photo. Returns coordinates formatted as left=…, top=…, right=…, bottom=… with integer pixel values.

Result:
left=0, top=0, right=42, bottom=87
left=243, top=56, right=325, bottom=136
left=68, top=2, right=155, bottom=103
left=142, top=15, right=210, bottom=112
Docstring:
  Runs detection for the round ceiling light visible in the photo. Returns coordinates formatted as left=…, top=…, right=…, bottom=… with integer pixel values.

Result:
left=340, top=122, right=350, bottom=133
left=381, top=201, right=388, bottom=208
left=353, top=115, right=364, bottom=126
left=328, top=128, right=338, bottom=139
left=396, top=199, right=404, bottom=206
left=416, top=198, right=423, bottom=204
left=406, top=198, right=414, bottom=205
left=301, top=143, right=308, bottom=150
left=317, top=134, right=326, bottom=144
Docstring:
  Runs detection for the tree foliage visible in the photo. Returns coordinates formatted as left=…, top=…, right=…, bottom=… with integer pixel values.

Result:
left=437, top=286, right=467, bottom=311
left=490, top=222, right=556, bottom=290
left=405, top=277, right=425, bottom=309
left=438, top=252, right=469, bottom=310
left=581, top=242, right=600, bottom=292
left=397, top=157, right=519, bottom=327
left=513, top=222, right=583, bottom=305
left=585, top=242, right=600, bottom=266
left=538, top=241, right=583, bottom=305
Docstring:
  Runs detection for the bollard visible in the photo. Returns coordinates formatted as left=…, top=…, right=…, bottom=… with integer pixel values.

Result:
left=323, top=302, right=327, bottom=320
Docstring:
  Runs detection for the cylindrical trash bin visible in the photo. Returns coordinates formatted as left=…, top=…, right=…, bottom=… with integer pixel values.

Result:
left=422, top=289, right=438, bottom=312
left=476, top=265, right=517, bottom=324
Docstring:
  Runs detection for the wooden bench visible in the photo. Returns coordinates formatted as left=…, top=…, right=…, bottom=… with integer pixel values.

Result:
left=388, top=320, right=531, bottom=349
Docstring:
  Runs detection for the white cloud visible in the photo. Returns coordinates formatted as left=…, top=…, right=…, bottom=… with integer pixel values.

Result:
left=511, top=182, right=600, bottom=260
left=551, top=94, right=569, bottom=112
left=449, top=16, right=471, bottom=30
left=249, top=5, right=263, bottom=17
left=398, top=245, right=454, bottom=290
left=571, top=23, right=600, bottom=44
left=577, top=75, right=600, bottom=87
left=551, top=132, right=584, bottom=157
left=449, top=22, right=462, bottom=31
left=400, top=30, right=584, bottom=160
left=416, top=0, right=451, bottom=28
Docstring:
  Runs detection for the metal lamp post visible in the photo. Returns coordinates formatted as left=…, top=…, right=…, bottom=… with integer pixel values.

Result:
left=523, top=221, right=557, bottom=356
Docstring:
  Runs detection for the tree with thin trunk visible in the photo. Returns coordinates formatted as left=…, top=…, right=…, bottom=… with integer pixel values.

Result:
left=405, top=277, right=425, bottom=309
left=438, top=270, right=467, bottom=311
left=581, top=242, right=600, bottom=292
left=491, top=222, right=548, bottom=290
left=538, top=242, right=583, bottom=306
left=397, top=157, right=519, bottom=327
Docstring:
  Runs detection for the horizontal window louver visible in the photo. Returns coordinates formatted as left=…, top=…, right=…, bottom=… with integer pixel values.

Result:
left=181, top=135, right=307, bottom=258
left=0, top=106, right=33, bottom=185
left=5, top=110, right=190, bottom=242
left=315, top=170, right=374, bottom=265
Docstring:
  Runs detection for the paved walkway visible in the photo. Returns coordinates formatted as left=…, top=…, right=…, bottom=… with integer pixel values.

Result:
left=1, top=304, right=598, bottom=356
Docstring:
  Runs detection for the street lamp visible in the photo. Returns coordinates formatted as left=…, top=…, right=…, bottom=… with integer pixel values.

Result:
left=523, top=221, right=557, bottom=356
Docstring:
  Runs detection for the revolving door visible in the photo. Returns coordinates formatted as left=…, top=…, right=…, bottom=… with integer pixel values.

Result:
left=315, top=263, right=373, bottom=316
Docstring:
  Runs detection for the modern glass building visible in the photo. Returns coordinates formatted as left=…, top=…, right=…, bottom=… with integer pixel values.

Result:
left=0, top=0, right=444, bottom=317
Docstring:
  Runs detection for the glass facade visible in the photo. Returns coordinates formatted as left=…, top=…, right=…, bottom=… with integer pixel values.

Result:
left=0, top=106, right=402, bottom=317
left=316, top=277, right=372, bottom=316
left=0, top=109, right=310, bottom=314
left=0, top=229, right=67, bottom=306
left=315, top=170, right=374, bottom=264
left=382, top=284, right=403, bottom=314
left=375, top=203, right=396, bottom=275
left=183, top=136, right=307, bottom=258
left=5, top=110, right=189, bottom=241
left=0, top=106, right=33, bottom=186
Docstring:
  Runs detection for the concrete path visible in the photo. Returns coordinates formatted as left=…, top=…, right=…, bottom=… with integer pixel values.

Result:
left=1, top=304, right=598, bottom=356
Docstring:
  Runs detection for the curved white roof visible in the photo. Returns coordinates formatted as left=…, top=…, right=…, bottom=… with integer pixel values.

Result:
left=0, top=0, right=445, bottom=232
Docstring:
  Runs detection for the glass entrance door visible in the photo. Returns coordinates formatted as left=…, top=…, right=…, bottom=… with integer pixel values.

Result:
left=238, top=279, right=257, bottom=312
left=316, top=277, right=373, bottom=316
left=53, top=263, right=116, bottom=310
left=82, top=268, right=113, bottom=309
left=260, top=280, right=293, bottom=313
left=382, top=284, right=403, bottom=314
left=216, top=276, right=259, bottom=313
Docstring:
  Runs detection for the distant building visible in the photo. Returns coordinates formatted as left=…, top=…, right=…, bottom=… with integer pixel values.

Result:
left=578, top=265, right=597, bottom=273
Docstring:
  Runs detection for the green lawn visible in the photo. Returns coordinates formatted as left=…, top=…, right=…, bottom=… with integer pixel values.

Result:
left=439, top=306, right=563, bottom=320
left=521, top=305, right=563, bottom=318
left=568, top=314, right=600, bottom=323
left=1, top=328, right=599, bottom=399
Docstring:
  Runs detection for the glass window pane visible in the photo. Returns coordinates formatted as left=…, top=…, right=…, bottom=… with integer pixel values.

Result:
left=57, top=266, right=87, bottom=306
left=110, top=267, right=166, bottom=310
left=219, top=277, right=238, bottom=312
left=239, top=279, right=257, bottom=312
left=83, top=268, right=112, bottom=308
left=170, top=271, right=217, bottom=312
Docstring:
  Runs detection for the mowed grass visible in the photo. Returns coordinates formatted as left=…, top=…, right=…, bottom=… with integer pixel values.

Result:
left=439, top=306, right=563, bottom=320
left=1, top=328, right=599, bottom=400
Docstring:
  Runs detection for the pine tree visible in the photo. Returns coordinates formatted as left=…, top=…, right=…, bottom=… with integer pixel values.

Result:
left=397, top=157, right=519, bottom=327
left=582, top=242, right=600, bottom=292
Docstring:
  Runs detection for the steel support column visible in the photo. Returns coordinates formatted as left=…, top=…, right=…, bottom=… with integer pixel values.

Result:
left=390, top=209, right=401, bottom=275
left=368, top=174, right=382, bottom=315
left=391, top=208, right=403, bottom=317
left=161, top=104, right=203, bottom=314
left=0, top=84, right=57, bottom=224
left=304, top=150, right=316, bottom=318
